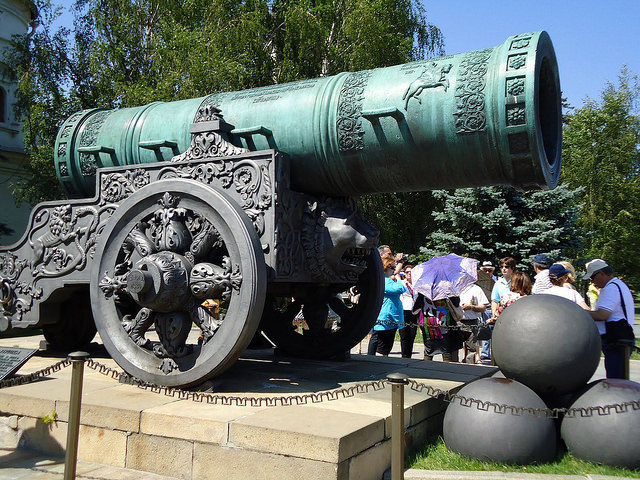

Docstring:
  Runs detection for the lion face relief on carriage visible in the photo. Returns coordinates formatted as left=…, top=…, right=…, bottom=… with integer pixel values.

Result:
left=0, top=32, right=562, bottom=386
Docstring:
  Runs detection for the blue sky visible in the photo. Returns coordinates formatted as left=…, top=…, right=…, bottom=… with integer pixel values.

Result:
left=53, top=0, right=639, bottom=109
left=424, top=0, right=639, bottom=108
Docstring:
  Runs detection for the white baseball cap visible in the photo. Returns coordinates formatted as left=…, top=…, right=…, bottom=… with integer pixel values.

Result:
left=582, top=259, right=609, bottom=280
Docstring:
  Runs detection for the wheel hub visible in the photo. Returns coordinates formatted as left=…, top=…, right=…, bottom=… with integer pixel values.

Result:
left=126, top=251, right=193, bottom=312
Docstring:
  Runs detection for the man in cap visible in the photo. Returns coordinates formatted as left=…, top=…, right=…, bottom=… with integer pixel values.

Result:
left=531, top=253, right=553, bottom=294
left=584, top=259, right=636, bottom=378
left=480, top=261, right=497, bottom=281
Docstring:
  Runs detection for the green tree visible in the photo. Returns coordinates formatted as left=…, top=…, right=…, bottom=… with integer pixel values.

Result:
left=7, top=0, right=443, bottom=205
left=561, top=68, right=640, bottom=288
left=359, top=191, right=442, bottom=256
left=417, top=184, right=584, bottom=272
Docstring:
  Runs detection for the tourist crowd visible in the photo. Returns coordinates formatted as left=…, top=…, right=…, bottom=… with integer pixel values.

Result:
left=368, top=247, right=636, bottom=379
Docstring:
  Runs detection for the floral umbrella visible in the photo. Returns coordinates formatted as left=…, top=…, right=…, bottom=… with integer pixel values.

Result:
left=412, top=254, right=478, bottom=301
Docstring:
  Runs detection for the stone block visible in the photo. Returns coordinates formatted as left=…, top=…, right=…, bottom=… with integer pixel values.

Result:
left=56, top=384, right=177, bottom=433
left=404, top=412, right=444, bottom=453
left=229, top=406, right=384, bottom=463
left=348, top=440, right=391, bottom=480
left=17, top=416, right=66, bottom=456
left=126, top=433, right=193, bottom=479
left=0, top=376, right=113, bottom=418
left=16, top=416, right=128, bottom=467
left=141, top=399, right=262, bottom=444
left=0, top=415, right=20, bottom=448
left=77, top=424, right=128, bottom=467
left=192, top=442, right=348, bottom=480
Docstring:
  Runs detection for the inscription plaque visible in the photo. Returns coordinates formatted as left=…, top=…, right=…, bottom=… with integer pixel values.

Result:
left=0, top=347, right=37, bottom=381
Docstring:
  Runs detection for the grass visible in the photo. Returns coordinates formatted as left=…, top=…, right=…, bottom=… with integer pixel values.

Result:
left=408, top=436, right=640, bottom=478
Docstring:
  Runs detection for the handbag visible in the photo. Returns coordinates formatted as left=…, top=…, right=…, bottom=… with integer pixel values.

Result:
left=445, top=297, right=464, bottom=322
left=604, top=282, right=635, bottom=344
left=476, top=324, right=492, bottom=341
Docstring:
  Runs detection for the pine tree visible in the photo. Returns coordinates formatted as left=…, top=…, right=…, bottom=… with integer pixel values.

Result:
left=418, top=184, right=584, bottom=271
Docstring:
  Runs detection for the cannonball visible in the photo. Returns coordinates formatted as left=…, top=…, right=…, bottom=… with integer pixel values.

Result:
left=443, top=377, right=557, bottom=464
left=492, top=295, right=601, bottom=397
left=561, top=379, right=640, bottom=469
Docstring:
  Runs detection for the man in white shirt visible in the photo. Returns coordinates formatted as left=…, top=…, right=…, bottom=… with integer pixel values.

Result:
left=584, top=259, right=636, bottom=378
left=460, top=283, right=489, bottom=364
left=531, top=253, right=553, bottom=294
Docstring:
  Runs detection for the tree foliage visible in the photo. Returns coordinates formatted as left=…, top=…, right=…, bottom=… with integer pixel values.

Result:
left=561, top=68, right=640, bottom=288
left=7, top=0, right=443, bottom=204
left=359, top=191, right=442, bottom=255
left=417, top=185, right=584, bottom=272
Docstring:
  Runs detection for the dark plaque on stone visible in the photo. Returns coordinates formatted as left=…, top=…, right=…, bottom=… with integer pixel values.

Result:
left=0, top=347, right=37, bottom=382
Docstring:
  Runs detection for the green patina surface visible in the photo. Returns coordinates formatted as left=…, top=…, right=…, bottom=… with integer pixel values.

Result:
left=54, top=31, right=561, bottom=198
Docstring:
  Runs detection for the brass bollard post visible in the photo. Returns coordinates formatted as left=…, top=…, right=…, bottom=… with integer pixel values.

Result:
left=387, top=373, right=409, bottom=480
left=64, top=351, right=90, bottom=480
left=621, top=344, right=631, bottom=380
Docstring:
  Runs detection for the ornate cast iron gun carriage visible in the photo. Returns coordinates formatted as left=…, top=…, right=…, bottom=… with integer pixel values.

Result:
left=0, top=32, right=561, bottom=387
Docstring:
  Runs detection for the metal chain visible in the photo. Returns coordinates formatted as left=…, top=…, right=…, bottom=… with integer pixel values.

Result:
left=408, top=379, right=640, bottom=418
left=2, top=356, right=638, bottom=417
left=0, top=358, right=71, bottom=389
left=85, top=359, right=388, bottom=407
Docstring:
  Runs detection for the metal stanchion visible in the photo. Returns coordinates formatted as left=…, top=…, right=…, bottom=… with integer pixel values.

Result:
left=621, top=344, right=631, bottom=380
left=387, top=372, right=409, bottom=480
left=64, top=351, right=90, bottom=480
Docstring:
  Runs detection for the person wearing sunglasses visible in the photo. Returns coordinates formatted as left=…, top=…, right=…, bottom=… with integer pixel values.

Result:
left=584, top=259, right=636, bottom=378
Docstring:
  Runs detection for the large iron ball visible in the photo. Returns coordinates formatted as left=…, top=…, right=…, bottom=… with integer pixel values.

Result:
left=561, top=379, right=640, bottom=469
left=492, top=294, right=601, bottom=397
left=443, top=378, right=557, bottom=464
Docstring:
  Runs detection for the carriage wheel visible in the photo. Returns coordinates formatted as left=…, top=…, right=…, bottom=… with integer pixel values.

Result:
left=261, top=251, right=383, bottom=358
left=90, top=179, right=265, bottom=387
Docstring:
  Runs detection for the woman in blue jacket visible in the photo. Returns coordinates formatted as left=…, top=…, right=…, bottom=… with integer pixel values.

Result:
left=368, top=255, right=406, bottom=356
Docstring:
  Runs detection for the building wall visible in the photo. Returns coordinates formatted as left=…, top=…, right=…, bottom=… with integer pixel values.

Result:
left=0, top=0, right=35, bottom=245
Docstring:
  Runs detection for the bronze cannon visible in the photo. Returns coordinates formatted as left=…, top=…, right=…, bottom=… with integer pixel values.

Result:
left=0, top=32, right=561, bottom=386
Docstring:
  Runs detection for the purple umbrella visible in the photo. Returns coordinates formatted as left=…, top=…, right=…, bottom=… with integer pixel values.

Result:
left=412, top=254, right=478, bottom=301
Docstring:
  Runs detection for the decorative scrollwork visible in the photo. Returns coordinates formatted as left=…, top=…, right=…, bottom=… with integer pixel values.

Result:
left=100, top=169, right=151, bottom=205
left=190, top=257, right=242, bottom=302
left=28, top=203, right=117, bottom=280
left=78, top=110, right=112, bottom=176
left=453, top=48, right=493, bottom=134
left=99, top=272, right=128, bottom=298
left=157, top=160, right=272, bottom=238
left=147, top=193, right=192, bottom=253
left=337, top=71, right=372, bottom=153
left=171, top=105, right=247, bottom=163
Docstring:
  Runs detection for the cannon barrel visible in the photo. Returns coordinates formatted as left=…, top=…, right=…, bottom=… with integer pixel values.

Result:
left=54, top=31, right=561, bottom=197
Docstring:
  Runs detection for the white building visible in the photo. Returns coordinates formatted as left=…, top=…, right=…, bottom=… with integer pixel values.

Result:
left=0, top=0, right=35, bottom=245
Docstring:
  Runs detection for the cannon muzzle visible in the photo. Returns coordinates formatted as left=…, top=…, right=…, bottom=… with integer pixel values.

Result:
left=55, top=31, right=561, bottom=197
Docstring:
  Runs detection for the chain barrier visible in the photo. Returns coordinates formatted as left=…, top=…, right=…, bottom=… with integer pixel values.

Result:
left=408, top=379, right=640, bottom=419
left=85, top=358, right=389, bottom=407
left=0, top=358, right=71, bottom=389
left=2, top=356, right=639, bottom=417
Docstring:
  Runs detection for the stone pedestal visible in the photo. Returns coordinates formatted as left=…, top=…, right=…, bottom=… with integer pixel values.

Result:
left=0, top=335, right=496, bottom=480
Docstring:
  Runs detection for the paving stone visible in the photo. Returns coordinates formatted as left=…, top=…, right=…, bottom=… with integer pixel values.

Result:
left=126, top=433, right=193, bottom=479
left=229, top=406, right=384, bottom=463
left=56, top=384, right=179, bottom=433
left=192, top=442, right=348, bottom=480
left=300, top=396, right=407, bottom=437
left=141, top=399, right=263, bottom=444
